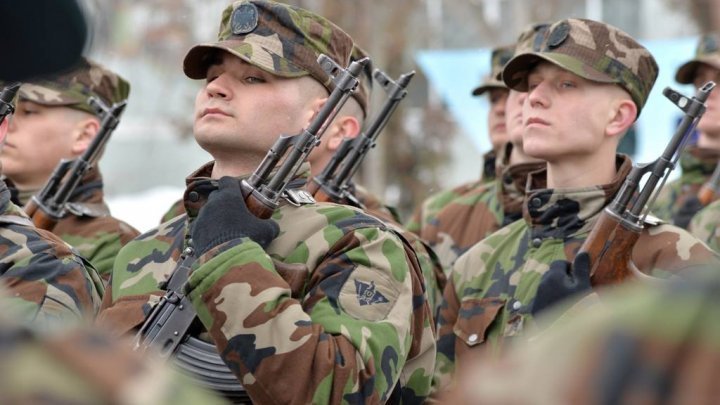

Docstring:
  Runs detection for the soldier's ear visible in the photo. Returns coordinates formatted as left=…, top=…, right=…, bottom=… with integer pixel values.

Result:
left=70, top=116, right=100, bottom=156
left=605, top=97, right=636, bottom=140
left=326, top=115, right=360, bottom=151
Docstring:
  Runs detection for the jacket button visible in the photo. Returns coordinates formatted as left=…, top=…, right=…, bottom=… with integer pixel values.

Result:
left=512, top=300, right=522, bottom=311
left=530, top=197, right=542, bottom=207
left=532, top=238, right=542, bottom=248
left=188, top=191, right=200, bottom=202
left=468, top=334, right=478, bottom=343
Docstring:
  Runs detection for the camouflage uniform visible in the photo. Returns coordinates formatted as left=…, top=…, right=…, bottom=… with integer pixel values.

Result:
left=159, top=185, right=441, bottom=316
left=99, top=163, right=435, bottom=403
left=0, top=179, right=103, bottom=329
left=12, top=57, right=140, bottom=279
left=435, top=156, right=719, bottom=387
left=650, top=146, right=720, bottom=225
left=689, top=198, right=720, bottom=251
left=415, top=142, right=543, bottom=272
left=0, top=286, right=226, bottom=404
left=313, top=178, right=444, bottom=317
left=439, top=271, right=720, bottom=404
left=406, top=45, right=514, bottom=236
left=100, top=2, right=435, bottom=403
left=435, top=19, right=719, bottom=389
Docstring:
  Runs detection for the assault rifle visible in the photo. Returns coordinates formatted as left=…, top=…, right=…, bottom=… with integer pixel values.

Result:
left=134, top=55, right=368, bottom=403
left=0, top=82, right=21, bottom=123
left=307, top=69, right=415, bottom=205
left=579, top=81, right=715, bottom=286
left=240, top=55, right=370, bottom=218
left=24, top=97, right=126, bottom=231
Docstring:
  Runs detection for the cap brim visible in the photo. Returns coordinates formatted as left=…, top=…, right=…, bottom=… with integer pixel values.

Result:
left=472, top=78, right=507, bottom=96
left=183, top=39, right=309, bottom=80
left=18, top=84, right=83, bottom=106
left=502, top=52, right=616, bottom=91
left=675, top=56, right=720, bottom=84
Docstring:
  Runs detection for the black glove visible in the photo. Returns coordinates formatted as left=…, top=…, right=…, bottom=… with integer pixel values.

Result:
left=531, top=252, right=592, bottom=317
left=191, top=177, right=279, bottom=255
left=672, top=196, right=704, bottom=229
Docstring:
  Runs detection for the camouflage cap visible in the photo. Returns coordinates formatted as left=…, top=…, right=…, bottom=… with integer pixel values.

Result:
left=512, top=23, right=551, bottom=57
left=183, top=0, right=360, bottom=109
left=675, top=33, right=720, bottom=84
left=472, top=44, right=514, bottom=97
left=502, top=18, right=659, bottom=113
left=19, top=57, right=130, bottom=116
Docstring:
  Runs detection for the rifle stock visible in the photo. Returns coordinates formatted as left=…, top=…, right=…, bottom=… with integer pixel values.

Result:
left=581, top=210, right=641, bottom=286
left=579, top=81, right=715, bottom=286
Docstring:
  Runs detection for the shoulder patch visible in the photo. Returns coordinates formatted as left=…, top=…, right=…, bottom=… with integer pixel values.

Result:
left=354, top=280, right=389, bottom=306
left=338, top=265, right=399, bottom=322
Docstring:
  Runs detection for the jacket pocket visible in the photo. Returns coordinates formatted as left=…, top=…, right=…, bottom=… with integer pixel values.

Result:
left=453, top=297, right=506, bottom=346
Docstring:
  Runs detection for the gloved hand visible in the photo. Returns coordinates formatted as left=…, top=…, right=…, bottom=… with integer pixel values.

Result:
left=672, top=196, right=704, bottom=229
left=191, top=176, right=279, bottom=256
left=531, top=252, right=592, bottom=317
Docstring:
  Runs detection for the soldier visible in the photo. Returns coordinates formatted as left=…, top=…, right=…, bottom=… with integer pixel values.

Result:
left=407, top=44, right=514, bottom=235
left=158, top=46, right=402, bottom=225
left=651, top=33, right=720, bottom=228
left=98, top=1, right=435, bottom=403
left=0, top=98, right=103, bottom=329
left=407, top=26, right=547, bottom=272
left=1, top=57, right=140, bottom=280
left=438, top=269, right=720, bottom=404
left=434, top=18, right=719, bottom=390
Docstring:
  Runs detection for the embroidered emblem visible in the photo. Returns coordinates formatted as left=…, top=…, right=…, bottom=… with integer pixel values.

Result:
left=354, top=280, right=389, bottom=306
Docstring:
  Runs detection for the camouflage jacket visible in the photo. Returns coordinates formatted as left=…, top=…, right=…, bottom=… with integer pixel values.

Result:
left=443, top=269, right=720, bottom=405
left=438, top=271, right=720, bottom=404
left=0, top=179, right=103, bottom=329
left=408, top=143, right=543, bottom=271
left=14, top=168, right=140, bottom=280
left=405, top=149, right=497, bottom=235
left=0, top=289, right=226, bottom=405
left=160, top=183, right=444, bottom=317
left=434, top=155, right=719, bottom=390
left=689, top=198, right=720, bottom=251
left=651, top=146, right=720, bottom=226
left=99, top=162, right=436, bottom=404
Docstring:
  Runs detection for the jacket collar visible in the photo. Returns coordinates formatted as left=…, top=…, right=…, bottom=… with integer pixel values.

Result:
left=522, top=154, right=632, bottom=239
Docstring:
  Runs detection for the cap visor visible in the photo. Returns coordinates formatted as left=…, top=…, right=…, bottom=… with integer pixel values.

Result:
left=472, top=80, right=506, bottom=96
left=18, top=84, right=82, bottom=106
left=183, top=39, right=308, bottom=80
left=675, top=57, right=720, bottom=84
left=503, top=52, right=616, bottom=91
